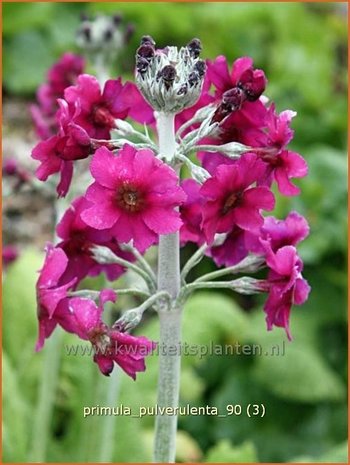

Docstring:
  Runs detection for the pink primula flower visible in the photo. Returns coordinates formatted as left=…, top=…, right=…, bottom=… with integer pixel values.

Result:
left=56, top=196, right=134, bottom=283
left=247, top=211, right=310, bottom=255
left=179, top=179, right=205, bottom=246
left=64, top=74, right=153, bottom=139
left=81, top=145, right=186, bottom=252
left=207, top=226, right=249, bottom=268
left=31, top=53, right=85, bottom=139
left=264, top=246, right=310, bottom=340
left=36, top=244, right=77, bottom=351
left=31, top=100, right=92, bottom=197
left=207, top=55, right=267, bottom=102
left=69, top=291, right=156, bottom=378
left=257, top=105, right=308, bottom=196
left=200, top=153, right=275, bottom=244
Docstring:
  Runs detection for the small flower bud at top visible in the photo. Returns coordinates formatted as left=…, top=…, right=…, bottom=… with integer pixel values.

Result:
left=104, top=28, right=113, bottom=42
left=76, top=14, right=127, bottom=54
left=160, top=65, right=177, bottom=90
left=187, top=38, right=202, bottom=58
left=136, top=57, right=150, bottom=74
left=125, top=23, right=135, bottom=43
left=80, top=13, right=90, bottom=22
left=137, top=44, right=155, bottom=60
left=140, top=35, right=156, bottom=47
left=194, top=60, right=206, bottom=78
left=135, top=38, right=206, bottom=114
left=237, top=68, right=266, bottom=101
left=211, top=87, right=246, bottom=123
left=113, top=14, right=123, bottom=25
left=81, top=25, right=91, bottom=42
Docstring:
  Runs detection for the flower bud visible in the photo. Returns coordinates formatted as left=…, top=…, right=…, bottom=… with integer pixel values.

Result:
left=211, top=87, right=246, bottom=123
left=135, top=37, right=206, bottom=114
left=76, top=14, right=130, bottom=55
left=187, top=38, right=202, bottom=58
left=237, top=68, right=266, bottom=101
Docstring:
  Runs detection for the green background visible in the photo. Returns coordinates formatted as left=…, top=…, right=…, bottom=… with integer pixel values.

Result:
left=2, top=2, right=348, bottom=463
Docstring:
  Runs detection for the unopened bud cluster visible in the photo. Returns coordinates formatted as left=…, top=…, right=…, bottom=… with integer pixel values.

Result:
left=76, top=13, right=134, bottom=54
left=135, top=36, right=206, bottom=114
left=212, top=66, right=266, bottom=123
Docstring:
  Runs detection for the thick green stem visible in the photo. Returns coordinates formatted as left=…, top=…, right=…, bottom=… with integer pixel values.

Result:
left=153, top=112, right=182, bottom=463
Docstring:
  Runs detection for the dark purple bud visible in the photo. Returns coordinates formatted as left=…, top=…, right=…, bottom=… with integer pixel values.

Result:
left=3, top=158, right=18, bottom=176
left=222, top=87, right=245, bottom=109
left=140, top=35, right=156, bottom=47
left=136, top=57, right=150, bottom=74
left=80, top=13, right=90, bottom=22
left=177, top=83, right=188, bottom=96
left=80, top=25, right=91, bottom=42
left=211, top=87, right=246, bottom=123
left=238, top=68, right=266, bottom=101
left=187, top=38, right=202, bottom=58
left=137, top=44, right=155, bottom=60
left=194, top=60, right=206, bottom=78
left=113, top=14, right=123, bottom=26
left=125, top=23, right=135, bottom=43
left=161, top=65, right=176, bottom=89
left=104, top=28, right=113, bottom=42
left=188, top=71, right=199, bottom=87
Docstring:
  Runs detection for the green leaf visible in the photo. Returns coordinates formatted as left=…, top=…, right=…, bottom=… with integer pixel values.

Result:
left=205, top=439, right=258, bottom=463
left=291, top=441, right=348, bottom=463
left=3, top=248, right=43, bottom=362
left=252, top=342, right=345, bottom=403
left=3, top=31, right=54, bottom=94
left=3, top=3, right=55, bottom=35
left=2, top=353, right=31, bottom=462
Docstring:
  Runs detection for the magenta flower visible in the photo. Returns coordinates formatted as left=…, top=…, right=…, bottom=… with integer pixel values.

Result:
left=208, top=55, right=267, bottom=123
left=31, top=100, right=92, bottom=197
left=264, top=245, right=310, bottom=340
left=69, top=291, right=156, bottom=378
left=179, top=179, right=205, bottom=245
left=3, top=157, right=31, bottom=190
left=64, top=74, right=152, bottom=140
left=81, top=145, right=186, bottom=252
left=31, top=53, right=85, bottom=140
left=207, top=226, right=249, bottom=268
left=247, top=211, right=310, bottom=255
left=257, top=105, right=308, bottom=195
left=198, top=56, right=269, bottom=174
left=208, top=55, right=267, bottom=102
left=47, top=53, right=85, bottom=96
left=31, top=135, right=74, bottom=197
left=56, top=196, right=134, bottom=283
left=36, top=244, right=77, bottom=350
left=200, top=153, right=275, bottom=244
left=2, top=245, right=19, bottom=268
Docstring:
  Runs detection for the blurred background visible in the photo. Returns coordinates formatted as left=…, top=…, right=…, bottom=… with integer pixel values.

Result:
left=2, top=2, right=348, bottom=463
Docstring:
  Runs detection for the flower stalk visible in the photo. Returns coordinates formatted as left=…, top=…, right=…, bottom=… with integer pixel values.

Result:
left=153, top=112, right=182, bottom=463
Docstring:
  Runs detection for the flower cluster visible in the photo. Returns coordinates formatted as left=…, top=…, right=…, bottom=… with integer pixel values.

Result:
left=36, top=244, right=155, bottom=378
left=32, top=35, right=310, bottom=378
left=31, top=53, right=85, bottom=140
left=32, top=72, right=152, bottom=197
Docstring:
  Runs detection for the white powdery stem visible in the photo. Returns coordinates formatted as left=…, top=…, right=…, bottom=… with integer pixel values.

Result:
left=153, top=308, right=182, bottom=462
left=153, top=111, right=182, bottom=463
left=157, top=112, right=176, bottom=163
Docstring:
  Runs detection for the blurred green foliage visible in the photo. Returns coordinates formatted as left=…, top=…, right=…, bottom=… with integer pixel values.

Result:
left=2, top=2, right=347, bottom=463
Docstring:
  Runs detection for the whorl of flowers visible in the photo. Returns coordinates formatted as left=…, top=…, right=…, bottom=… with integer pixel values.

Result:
left=31, top=35, right=310, bottom=379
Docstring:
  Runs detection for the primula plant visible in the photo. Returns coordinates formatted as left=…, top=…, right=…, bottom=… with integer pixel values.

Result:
left=32, top=24, right=310, bottom=462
